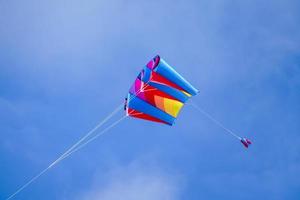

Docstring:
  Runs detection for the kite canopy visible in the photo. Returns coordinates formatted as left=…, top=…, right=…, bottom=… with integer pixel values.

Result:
left=125, top=55, right=198, bottom=125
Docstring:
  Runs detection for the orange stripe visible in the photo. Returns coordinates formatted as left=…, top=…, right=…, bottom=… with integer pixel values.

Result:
left=154, top=96, right=165, bottom=111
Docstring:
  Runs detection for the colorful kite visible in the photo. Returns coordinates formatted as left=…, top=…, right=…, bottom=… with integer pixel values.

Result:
left=124, top=55, right=198, bottom=125
left=124, top=55, right=251, bottom=149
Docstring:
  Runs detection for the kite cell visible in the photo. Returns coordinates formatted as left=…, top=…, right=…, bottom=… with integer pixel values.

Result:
left=125, top=55, right=198, bottom=125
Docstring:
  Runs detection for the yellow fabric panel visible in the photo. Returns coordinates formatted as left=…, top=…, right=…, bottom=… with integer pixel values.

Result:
left=163, top=98, right=184, bottom=117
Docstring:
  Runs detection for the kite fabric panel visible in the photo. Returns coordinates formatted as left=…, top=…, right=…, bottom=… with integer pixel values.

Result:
left=125, top=55, right=199, bottom=125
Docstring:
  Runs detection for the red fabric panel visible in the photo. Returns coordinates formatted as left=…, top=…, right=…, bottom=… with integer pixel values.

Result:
left=127, top=108, right=169, bottom=125
left=141, top=82, right=178, bottom=106
left=150, top=70, right=187, bottom=93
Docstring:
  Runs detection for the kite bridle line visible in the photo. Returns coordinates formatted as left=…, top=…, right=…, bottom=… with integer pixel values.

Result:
left=5, top=80, right=151, bottom=200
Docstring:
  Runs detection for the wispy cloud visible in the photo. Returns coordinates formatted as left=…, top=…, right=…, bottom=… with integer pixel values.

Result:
left=78, top=160, right=183, bottom=200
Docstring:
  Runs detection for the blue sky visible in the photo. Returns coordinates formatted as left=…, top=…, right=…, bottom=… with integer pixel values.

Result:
left=1, top=0, right=300, bottom=199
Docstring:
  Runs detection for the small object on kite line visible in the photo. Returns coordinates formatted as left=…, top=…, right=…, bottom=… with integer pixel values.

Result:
left=240, top=138, right=252, bottom=148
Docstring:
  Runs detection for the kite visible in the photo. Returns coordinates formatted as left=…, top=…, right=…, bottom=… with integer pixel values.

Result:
left=124, top=55, right=251, bottom=147
left=124, top=55, right=198, bottom=125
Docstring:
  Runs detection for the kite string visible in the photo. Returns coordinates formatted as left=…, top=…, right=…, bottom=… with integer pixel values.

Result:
left=5, top=80, right=151, bottom=200
left=189, top=101, right=241, bottom=140
left=58, top=85, right=152, bottom=161
left=49, top=81, right=150, bottom=168
left=6, top=167, right=51, bottom=200
left=49, top=104, right=123, bottom=168
left=5, top=104, right=123, bottom=200
left=59, top=113, right=131, bottom=161
left=5, top=114, right=128, bottom=200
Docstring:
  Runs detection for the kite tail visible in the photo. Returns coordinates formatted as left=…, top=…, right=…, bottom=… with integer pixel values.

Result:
left=189, top=101, right=241, bottom=140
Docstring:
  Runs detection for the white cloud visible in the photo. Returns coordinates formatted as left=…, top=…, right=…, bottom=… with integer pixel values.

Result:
left=78, top=161, right=183, bottom=200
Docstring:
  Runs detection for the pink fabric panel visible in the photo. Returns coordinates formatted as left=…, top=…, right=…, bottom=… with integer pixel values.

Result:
left=129, top=78, right=146, bottom=100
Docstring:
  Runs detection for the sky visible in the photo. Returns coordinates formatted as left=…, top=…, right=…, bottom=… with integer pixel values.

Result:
left=0, top=0, right=300, bottom=199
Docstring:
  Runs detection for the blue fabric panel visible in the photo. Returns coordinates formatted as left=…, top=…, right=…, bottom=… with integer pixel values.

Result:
left=128, top=93, right=175, bottom=125
left=154, top=58, right=199, bottom=96
left=148, top=82, right=189, bottom=103
left=139, top=66, right=151, bottom=83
